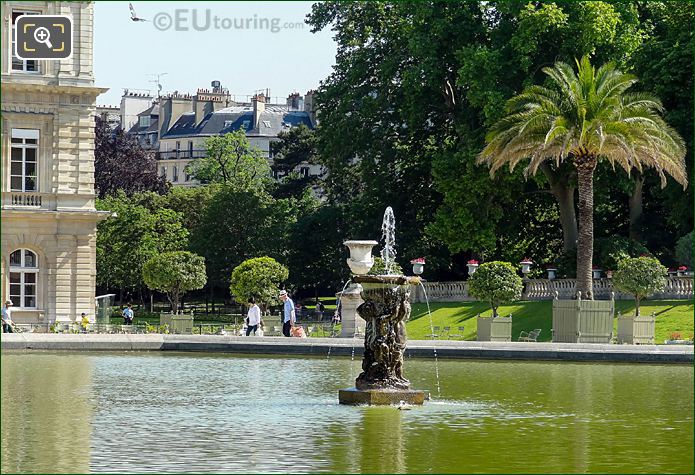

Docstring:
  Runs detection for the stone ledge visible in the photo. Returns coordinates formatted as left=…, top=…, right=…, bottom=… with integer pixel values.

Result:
left=1, top=334, right=692, bottom=363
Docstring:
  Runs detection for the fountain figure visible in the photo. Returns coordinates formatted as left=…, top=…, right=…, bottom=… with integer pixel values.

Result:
left=339, top=208, right=429, bottom=405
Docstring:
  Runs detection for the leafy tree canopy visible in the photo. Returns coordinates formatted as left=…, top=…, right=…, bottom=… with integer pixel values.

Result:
left=142, top=251, right=207, bottom=314
left=230, top=257, right=289, bottom=308
left=467, top=261, right=523, bottom=317
left=613, top=256, right=667, bottom=316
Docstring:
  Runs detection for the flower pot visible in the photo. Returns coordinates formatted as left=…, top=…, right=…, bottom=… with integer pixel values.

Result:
left=476, top=315, right=512, bottom=342
left=616, top=314, right=655, bottom=345
left=467, top=263, right=479, bottom=276
left=344, top=240, right=379, bottom=275
left=547, top=268, right=557, bottom=280
left=592, top=269, right=602, bottom=279
left=551, top=298, right=614, bottom=343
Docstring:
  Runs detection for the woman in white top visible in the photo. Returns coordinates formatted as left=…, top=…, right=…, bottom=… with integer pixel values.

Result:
left=245, top=297, right=262, bottom=336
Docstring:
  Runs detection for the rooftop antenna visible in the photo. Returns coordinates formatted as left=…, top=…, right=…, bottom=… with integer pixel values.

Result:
left=147, top=72, right=168, bottom=99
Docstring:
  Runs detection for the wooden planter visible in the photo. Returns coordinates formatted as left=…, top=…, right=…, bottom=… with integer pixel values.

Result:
left=477, top=316, right=512, bottom=342
left=160, top=313, right=194, bottom=334
left=552, top=298, right=614, bottom=343
left=617, top=315, right=655, bottom=345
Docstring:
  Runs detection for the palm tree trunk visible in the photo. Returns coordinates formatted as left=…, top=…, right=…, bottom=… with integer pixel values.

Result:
left=575, top=155, right=596, bottom=299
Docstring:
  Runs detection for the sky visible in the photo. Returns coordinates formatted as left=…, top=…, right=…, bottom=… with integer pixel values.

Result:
left=94, top=1, right=337, bottom=106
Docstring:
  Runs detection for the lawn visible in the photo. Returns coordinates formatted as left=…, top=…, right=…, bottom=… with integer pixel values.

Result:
left=407, top=299, right=694, bottom=344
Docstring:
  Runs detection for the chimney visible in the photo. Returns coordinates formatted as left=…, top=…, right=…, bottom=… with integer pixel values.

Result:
left=252, top=93, right=266, bottom=130
left=193, top=96, right=211, bottom=125
left=160, top=93, right=192, bottom=136
left=120, top=90, right=153, bottom=131
left=304, top=89, right=317, bottom=126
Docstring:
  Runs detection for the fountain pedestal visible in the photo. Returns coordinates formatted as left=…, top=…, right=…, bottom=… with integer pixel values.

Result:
left=336, top=283, right=366, bottom=338
left=338, top=274, right=429, bottom=405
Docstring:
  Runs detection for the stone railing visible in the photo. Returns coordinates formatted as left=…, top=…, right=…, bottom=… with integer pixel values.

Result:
left=411, top=281, right=472, bottom=303
left=7, top=192, right=44, bottom=207
left=411, top=277, right=693, bottom=302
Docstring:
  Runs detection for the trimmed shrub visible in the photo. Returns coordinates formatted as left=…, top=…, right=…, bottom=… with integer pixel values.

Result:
left=613, top=256, right=667, bottom=316
left=468, top=261, right=523, bottom=317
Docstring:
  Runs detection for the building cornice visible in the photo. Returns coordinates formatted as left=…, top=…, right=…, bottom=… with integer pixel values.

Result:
left=1, top=209, right=113, bottom=222
left=1, top=81, right=109, bottom=96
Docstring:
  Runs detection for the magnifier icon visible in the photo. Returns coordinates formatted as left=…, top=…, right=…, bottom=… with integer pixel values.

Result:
left=33, top=27, right=53, bottom=49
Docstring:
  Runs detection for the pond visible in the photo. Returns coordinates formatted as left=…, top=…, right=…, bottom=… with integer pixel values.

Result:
left=1, top=351, right=692, bottom=473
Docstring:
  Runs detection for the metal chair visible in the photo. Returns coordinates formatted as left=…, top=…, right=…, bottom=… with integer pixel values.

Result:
left=518, top=328, right=541, bottom=342
left=448, top=326, right=465, bottom=339
left=426, top=325, right=441, bottom=339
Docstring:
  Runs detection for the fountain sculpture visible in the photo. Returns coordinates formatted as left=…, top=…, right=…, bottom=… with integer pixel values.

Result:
left=339, top=207, right=430, bottom=405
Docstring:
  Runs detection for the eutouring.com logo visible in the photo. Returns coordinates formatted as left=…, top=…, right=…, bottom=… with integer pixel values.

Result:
left=153, top=9, right=304, bottom=33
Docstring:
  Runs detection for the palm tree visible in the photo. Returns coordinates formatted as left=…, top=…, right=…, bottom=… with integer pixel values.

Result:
left=479, top=56, right=687, bottom=299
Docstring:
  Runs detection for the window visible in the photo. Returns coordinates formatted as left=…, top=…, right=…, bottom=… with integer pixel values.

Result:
left=10, top=129, right=39, bottom=191
left=188, top=141, right=193, bottom=157
left=9, top=249, right=38, bottom=309
left=139, top=116, right=151, bottom=128
left=11, top=11, right=39, bottom=72
left=185, top=171, right=191, bottom=182
left=175, top=141, right=180, bottom=158
left=262, top=120, right=271, bottom=128
left=223, top=120, right=233, bottom=128
left=172, top=166, right=178, bottom=182
left=300, top=167, right=310, bottom=178
left=242, top=120, right=251, bottom=130
left=150, top=133, right=157, bottom=145
left=160, top=166, right=167, bottom=178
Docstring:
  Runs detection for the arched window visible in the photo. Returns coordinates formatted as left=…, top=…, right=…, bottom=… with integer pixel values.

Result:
left=9, top=249, right=38, bottom=308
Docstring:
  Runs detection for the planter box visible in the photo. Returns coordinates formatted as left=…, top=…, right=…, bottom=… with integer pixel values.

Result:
left=160, top=313, right=193, bottom=334
left=617, top=315, right=655, bottom=345
left=552, top=299, right=614, bottom=343
left=477, top=316, right=512, bottom=342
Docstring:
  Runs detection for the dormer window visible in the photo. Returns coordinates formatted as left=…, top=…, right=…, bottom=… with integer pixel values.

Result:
left=139, top=116, right=151, bottom=127
left=242, top=120, right=251, bottom=130
left=262, top=120, right=271, bottom=128
left=11, top=11, right=40, bottom=73
left=224, top=120, right=233, bottom=128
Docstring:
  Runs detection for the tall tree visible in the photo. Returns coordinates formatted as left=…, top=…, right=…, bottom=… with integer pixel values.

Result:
left=479, top=56, right=686, bottom=298
left=186, top=130, right=271, bottom=191
left=94, top=117, right=168, bottom=198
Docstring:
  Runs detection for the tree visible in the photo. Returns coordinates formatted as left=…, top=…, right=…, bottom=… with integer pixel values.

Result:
left=96, top=192, right=189, bottom=300
left=230, top=257, right=289, bottom=310
left=94, top=117, right=168, bottom=198
left=270, top=124, right=320, bottom=199
left=142, top=251, right=207, bottom=314
left=467, top=261, right=523, bottom=318
left=613, top=256, right=667, bottom=316
left=479, top=56, right=686, bottom=298
left=186, top=130, right=271, bottom=191
left=675, top=232, right=693, bottom=268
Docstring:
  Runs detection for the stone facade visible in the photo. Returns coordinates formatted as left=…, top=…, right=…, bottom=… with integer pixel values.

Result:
left=1, top=1, right=108, bottom=324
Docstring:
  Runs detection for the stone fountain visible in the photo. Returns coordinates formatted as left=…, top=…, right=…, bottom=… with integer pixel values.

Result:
left=338, top=207, right=430, bottom=405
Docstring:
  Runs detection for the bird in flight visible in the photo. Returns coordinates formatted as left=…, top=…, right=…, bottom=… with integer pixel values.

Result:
left=129, top=3, right=148, bottom=22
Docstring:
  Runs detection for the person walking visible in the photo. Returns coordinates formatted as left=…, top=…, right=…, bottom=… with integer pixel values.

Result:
left=279, top=290, right=295, bottom=337
left=246, top=297, right=261, bottom=336
left=122, top=304, right=134, bottom=325
left=2, top=300, right=14, bottom=333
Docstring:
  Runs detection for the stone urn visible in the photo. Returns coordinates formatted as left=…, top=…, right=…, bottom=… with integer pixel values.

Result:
left=467, top=260, right=479, bottom=276
left=344, top=240, right=379, bottom=275
left=546, top=267, right=558, bottom=280
left=410, top=258, right=425, bottom=276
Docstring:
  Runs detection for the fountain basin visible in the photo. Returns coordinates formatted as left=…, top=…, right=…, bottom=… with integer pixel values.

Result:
left=338, top=387, right=430, bottom=405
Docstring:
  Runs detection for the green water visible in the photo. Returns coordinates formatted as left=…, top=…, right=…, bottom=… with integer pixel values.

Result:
left=1, top=351, right=692, bottom=473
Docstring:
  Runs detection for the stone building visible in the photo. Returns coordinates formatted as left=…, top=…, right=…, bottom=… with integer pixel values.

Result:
left=1, top=2, right=108, bottom=324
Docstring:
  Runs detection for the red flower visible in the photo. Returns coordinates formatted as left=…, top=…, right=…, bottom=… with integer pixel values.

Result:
left=410, top=257, right=426, bottom=264
left=467, top=259, right=479, bottom=265
left=520, top=258, right=533, bottom=264
left=678, top=265, right=688, bottom=271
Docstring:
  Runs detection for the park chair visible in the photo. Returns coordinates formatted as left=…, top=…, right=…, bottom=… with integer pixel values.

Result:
left=426, top=325, right=441, bottom=339
left=448, top=326, right=465, bottom=340
left=518, top=329, right=541, bottom=342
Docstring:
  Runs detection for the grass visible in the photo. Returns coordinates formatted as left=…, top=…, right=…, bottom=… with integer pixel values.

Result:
left=407, top=299, right=694, bottom=344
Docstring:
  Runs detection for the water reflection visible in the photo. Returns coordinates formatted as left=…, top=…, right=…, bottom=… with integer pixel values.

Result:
left=1, top=352, right=693, bottom=474
left=1, top=353, right=93, bottom=474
